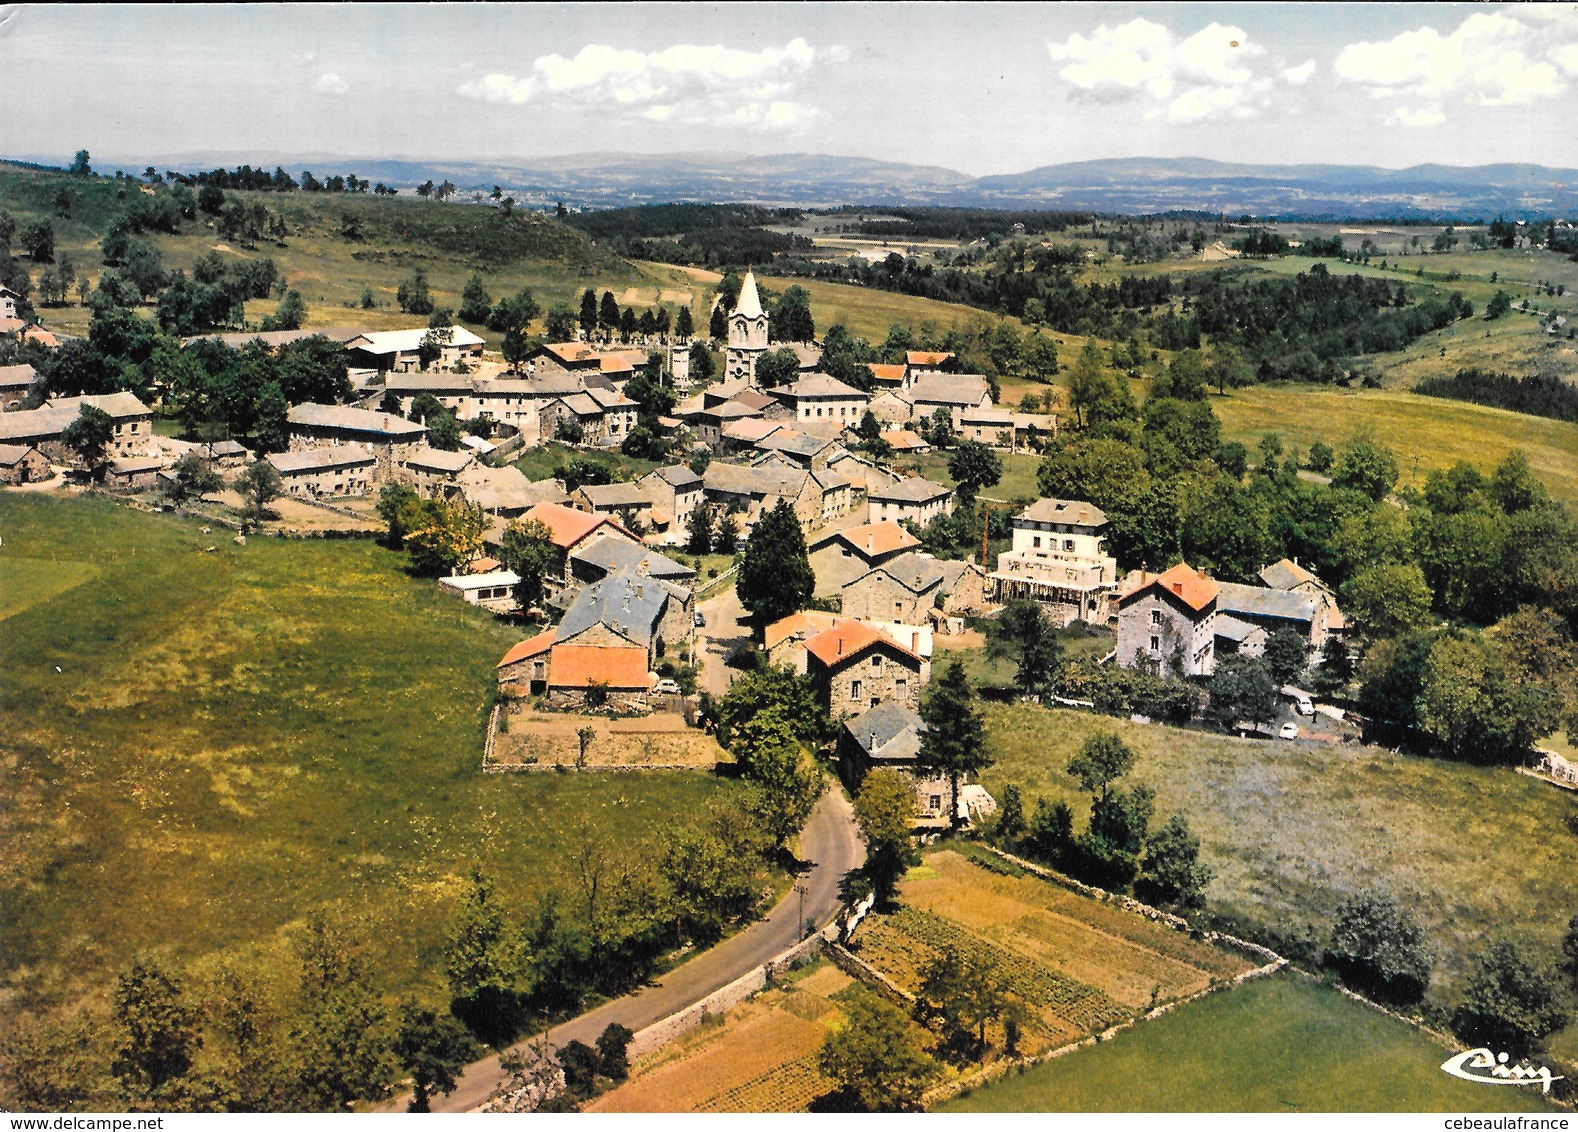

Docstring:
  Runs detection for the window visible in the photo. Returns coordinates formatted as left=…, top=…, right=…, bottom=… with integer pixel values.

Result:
left=850, top=679, right=862, bottom=700
left=871, top=655, right=882, bottom=669
left=1150, top=610, right=1162, bottom=626
left=895, top=601, right=904, bottom=616
left=1033, top=536, right=1041, bottom=548
left=930, top=794, right=943, bottom=812
left=1150, top=635, right=1160, bottom=652
left=1064, top=539, right=1075, bottom=552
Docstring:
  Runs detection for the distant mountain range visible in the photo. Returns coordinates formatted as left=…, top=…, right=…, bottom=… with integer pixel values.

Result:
left=56, top=150, right=1578, bottom=219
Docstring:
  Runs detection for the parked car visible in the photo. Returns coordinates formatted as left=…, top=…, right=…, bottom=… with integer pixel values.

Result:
left=1278, top=722, right=1300, bottom=740
left=652, top=678, right=681, bottom=696
left=1295, top=697, right=1315, bottom=716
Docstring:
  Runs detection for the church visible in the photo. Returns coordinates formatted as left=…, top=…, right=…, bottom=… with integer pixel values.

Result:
left=724, top=270, right=769, bottom=383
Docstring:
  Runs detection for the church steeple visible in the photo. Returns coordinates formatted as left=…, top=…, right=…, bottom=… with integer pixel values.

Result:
left=725, top=268, right=769, bottom=382
left=735, top=269, right=763, bottom=320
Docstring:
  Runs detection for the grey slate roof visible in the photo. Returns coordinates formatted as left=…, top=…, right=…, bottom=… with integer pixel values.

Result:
left=647, top=464, right=703, bottom=490
left=287, top=402, right=426, bottom=438
left=775, top=375, right=866, bottom=400
left=556, top=571, right=669, bottom=647
left=1258, top=558, right=1326, bottom=591
left=703, top=461, right=808, bottom=499
left=843, top=701, right=925, bottom=761
left=403, top=446, right=474, bottom=473
left=570, top=538, right=696, bottom=581
left=1017, top=498, right=1107, bottom=527
left=868, top=475, right=951, bottom=504
left=1214, top=614, right=1263, bottom=644
left=1216, top=581, right=1323, bottom=624
left=267, top=444, right=376, bottom=473
left=578, top=481, right=650, bottom=510
left=909, top=375, right=990, bottom=406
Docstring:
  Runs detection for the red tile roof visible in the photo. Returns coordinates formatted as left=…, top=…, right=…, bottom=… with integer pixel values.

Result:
left=836, top=521, right=921, bottom=559
left=905, top=351, right=952, bottom=367
left=764, top=609, right=840, bottom=652
left=1121, top=562, right=1220, bottom=612
left=548, top=644, right=649, bottom=690
left=867, top=363, right=906, bottom=383
left=804, top=619, right=921, bottom=668
left=498, top=629, right=555, bottom=668
left=522, top=501, right=622, bottom=549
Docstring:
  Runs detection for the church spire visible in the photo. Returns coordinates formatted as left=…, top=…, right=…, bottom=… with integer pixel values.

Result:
left=735, top=268, right=763, bottom=320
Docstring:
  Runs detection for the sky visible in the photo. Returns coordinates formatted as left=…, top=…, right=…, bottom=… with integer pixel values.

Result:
left=2, top=2, right=1577, bottom=175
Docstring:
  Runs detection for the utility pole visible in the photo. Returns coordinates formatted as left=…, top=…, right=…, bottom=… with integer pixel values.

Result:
left=795, top=882, right=809, bottom=940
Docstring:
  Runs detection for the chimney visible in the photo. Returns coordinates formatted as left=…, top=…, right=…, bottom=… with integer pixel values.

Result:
left=836, top=636, right=844, bottom=656
left=1171, top=582, right=1183, bottom=595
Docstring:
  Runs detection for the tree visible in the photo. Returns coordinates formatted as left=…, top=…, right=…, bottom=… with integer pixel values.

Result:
left=403, top=498, right=486, bottom=577
left=1308, top=636, right=1354, bottom=698
left=70, top=149, right=92, bottom=177
left=487, top=289, right=541, bottom=335
left=61, top=404, right=114, bottom=479
left=675, top=306, right=694, bottom=338
left=1452, top=940, right=1569, bottom=1059
left=1342, top=562, right=1433, bottom=638
left=1262, top=628, right=1310, bottom=688
left=1067, top=731, right=1135, bottom=804
left=395, top=1003, right=477, bottom=1112
left=236, top=460, right=282, bottom=533
left=598, top=291, right=620, bottom=332
left=917, top=660, right=990, bottom=830
left=1330, top=438, right=1399, bottom=502
left=1135, top=814, right=1211, bottom=910
left=947, top=440, right=1002, bottom=503
left=579, top=289, right=598, bottom=337
left=111, top=957, right=201, bottom=1101
left=1325, top=889, right=1434, bottom=1005
left=260, top=289, right=306, bottom=331
left=1417, top=631, right=1554, bottom=765
left=397, top=270, right=433, bottom=316
left=991, top=600, right=1063, bottom=698
left=426, top=409, right=462, bottom=451
left=853, top=768, right=917, bottom=907
left=1561, top=915, right=1578, bottom=995
left=164, top=452, right=223, bottom=509
left=595, top=1023, right=633, bottom=1083
left=713, top=510, right=739, bottom=554
left=1306, top=440, right=1335, bottom=473
left=817, top=990, right=938, bottom=1112
left=715, top=665, right=825, bottom=754
left=684, top=503, right=713, bottom=556
left=769, top=285, right=815, bottom=342
left=1486, top=291, right=1513, bottom=320
left=443, top=870, right=523, bottom=1044
left=252, top=381, right=289, bottom=453
left=746, top=737, right=824, bottom=853
left=755, top=347, right=801, bottom=389
left=545, top=302, right=579, bottom=342
left=499, top=517, right=558, bottom=611
left=913, top=946, right=1009, bottom=1063
left=459, top=274, right=492, bottom=324
left=737, top=498, right=814, bottom=629
left=1206, top=655, right=1277, bottom=730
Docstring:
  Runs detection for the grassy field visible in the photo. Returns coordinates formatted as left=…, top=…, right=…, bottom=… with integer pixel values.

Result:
left=893, top=450, right=1045, bottom=504
left=852, top=851, right=1254, bottom=1056
left=588, top=959, right=867, bottom=1113
left=977, top=705, right=1578, bottom=1009
left=757, top=274, right=1028, bottom=345
left=943, top=973, right=1558, bottom=1113
left=932, top=624, right=1114, bottom=692
left=492, top=708, right=727, bottom=769
left=1213, top=385, right=1578, bottom=506
left=0, top=493, right=748, bottom=1019
left=510, top=441, right=667, bottom=485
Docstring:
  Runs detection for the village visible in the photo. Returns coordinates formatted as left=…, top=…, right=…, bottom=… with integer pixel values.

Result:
left=2, top=266, right=1357, bottom=830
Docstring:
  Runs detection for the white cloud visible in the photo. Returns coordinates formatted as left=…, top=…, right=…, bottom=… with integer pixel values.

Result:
left=1335, top=11, right=1574, bottom=111
left=456, top=36, right=830, bottom=130
left=1047, top=18, right=1271, bottom=123
left=312, top=73, right=349, bottom=96
left=1282, top=60, right=1316, bottom=86
left=1390, top=104, right=1446, bottom=128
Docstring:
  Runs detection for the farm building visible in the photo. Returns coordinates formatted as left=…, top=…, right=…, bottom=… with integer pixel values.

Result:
left=840, top=551, right=977, bottom=624
left=267, top=444, right=377, bottom=497
left=0, top=392, right=154, bottom=461
left=0, top=363, right=37, bottom=408
left=401, top=446, right=474, bottom=497
left=344, top=327, right=485, bottom=372
left=638, top=464, right=705, bottom=536
left=0, top=443, right=52, bottom=484
left=808, top=521, right=922, bottom=598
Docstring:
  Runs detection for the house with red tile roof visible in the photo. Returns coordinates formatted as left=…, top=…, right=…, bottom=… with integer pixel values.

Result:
left=1116, top=562, right=1222, bottom=677
left=802, top=618, right=928, bottom=718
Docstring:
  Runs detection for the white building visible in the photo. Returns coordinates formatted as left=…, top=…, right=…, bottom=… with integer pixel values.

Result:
left=989, top=498, right=1119, bottom=625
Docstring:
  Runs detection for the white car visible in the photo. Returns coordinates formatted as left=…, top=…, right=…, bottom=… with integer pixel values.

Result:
left=1278, top=722, right=1300, bottom=740
left=1295, top=698, right=1315, bottom=716
left=652, top=678, right=682, bottom=696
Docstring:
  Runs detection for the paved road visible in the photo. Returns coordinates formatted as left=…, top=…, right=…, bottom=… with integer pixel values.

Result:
left=420, top=786, right=864, bottom=1113
left=696, top=584, right=751, bottom=698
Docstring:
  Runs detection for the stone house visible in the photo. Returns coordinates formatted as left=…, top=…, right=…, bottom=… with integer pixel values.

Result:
left=767, top=375, right=870, bottom=428
left=903, top=351, right=954, bottom=385
left=956, top=405, right=1015, bottom=446
left=0, top=363, right=37, bottom=409
left=908, top=375, right=993, bottom=424
left=840, top=552, right=975, bottom=623
left=104, top=456, right=168, bottom=491
left=989, top=498, right=1119, bottom=625
left=0, top=443, right=52, bottom=484
left=866, top=476, right=953, bottom=527
left=495, top=628, right=650, bottom=710
left=517, top=501, right=641, bottom=595
left=402, top=446, right=474, bottom=497
left=1115, top=563, right=1221, bottom=677
left=639, top=464, right=705, bottom=536
left=836, top=700, right=925, bottom=788
left=539, top=387, right=638, bottom=447
left=267, top=444, right=378, bottom=497
left=285, top=402, right=426, bottom=479
left=0, top=392, right=155, bottom=462
left=0, top=284, right=18, bottom=321
left=572, top=480, right=652, bottom=521
left=763, top=610, right=842, bottom=672
left=803, top=619, right=928, bottom=719
left=378, top=373, right=481, bottom=419
left=807, top=521, right=922, bottom=598
left=460, top=465, right=567, bottom=520
left=866, top=362, right=907, bottom=391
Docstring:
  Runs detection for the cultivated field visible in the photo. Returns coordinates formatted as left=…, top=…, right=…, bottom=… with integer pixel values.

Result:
left=491, top=708, right=727, bottom=770
left=977, top=704, right=1578, bottom=1014
left=587, top=960, right=868, bottom=1113
left=850, top=851, right=1256, bottom=1056
left=0, top=493, right=748, bottom=1020
left=942, top=973, right=1559, bottom=1113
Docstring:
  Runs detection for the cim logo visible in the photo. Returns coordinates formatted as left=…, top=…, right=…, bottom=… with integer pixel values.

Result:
left=1441, top=1048, right=1564, bottom=1095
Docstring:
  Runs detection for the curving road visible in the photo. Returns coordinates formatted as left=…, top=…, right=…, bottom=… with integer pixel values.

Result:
left=419, top=786, right=864, bottom=1113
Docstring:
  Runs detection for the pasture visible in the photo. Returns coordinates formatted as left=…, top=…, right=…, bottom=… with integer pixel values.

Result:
left=0, top=493, right=745, bottom=1020
left=977, top=704, right=1578, bottom=1012
left=942, top=973, right=1558, bottom=1113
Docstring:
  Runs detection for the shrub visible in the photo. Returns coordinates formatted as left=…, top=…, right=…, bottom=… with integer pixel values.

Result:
left=1325, top=889, right=1433, bottom=1005
left=1451, top=939, right=1569, bottom=1057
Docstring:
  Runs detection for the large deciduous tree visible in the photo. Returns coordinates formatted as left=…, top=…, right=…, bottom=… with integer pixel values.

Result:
left=817, top=990, right=938, bottom=1112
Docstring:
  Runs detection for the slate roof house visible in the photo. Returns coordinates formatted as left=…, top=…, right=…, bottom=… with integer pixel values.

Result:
left=286, top=402, right=426, bottom=479
left=267, top=444, right=378, bottom=497
left=802, top=619, right=928, bottom=719
left=0, top=363, right=37, bottom=409
left=0, top=392, right=154, bottom=461
left=345, top=327, right=485, bottom=372
left=840, top=551, right=977, bottom=623
left=808, top=521, right=922, bottom=598
left=866, top=476, right=953, bottom=527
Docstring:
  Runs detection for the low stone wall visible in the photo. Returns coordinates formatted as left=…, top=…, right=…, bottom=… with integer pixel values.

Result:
left=626, top=929, right=831, bottom=1061
left=823, top=941, right=913, bottom=1007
